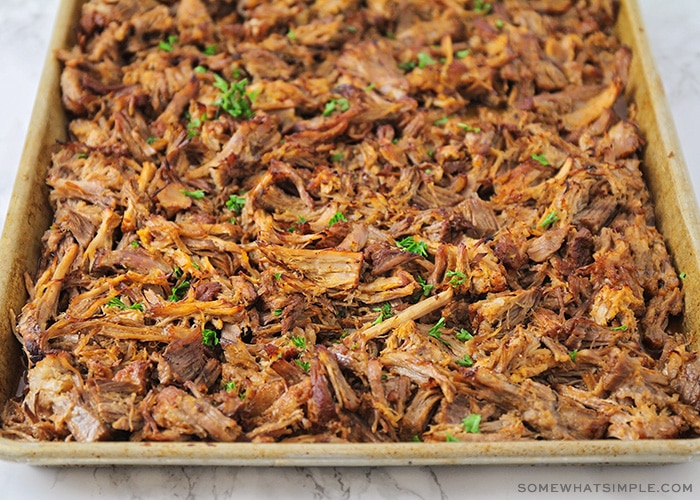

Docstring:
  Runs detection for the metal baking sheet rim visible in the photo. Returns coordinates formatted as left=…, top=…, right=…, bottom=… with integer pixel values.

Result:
left=1, top=0, right=699, bottom=465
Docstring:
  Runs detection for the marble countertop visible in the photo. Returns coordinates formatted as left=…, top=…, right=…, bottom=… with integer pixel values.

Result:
left=0, top=1, right=699, bottom=498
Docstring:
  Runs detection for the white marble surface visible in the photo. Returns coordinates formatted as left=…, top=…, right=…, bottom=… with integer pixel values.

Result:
left=0, top=1, right=699, bottom=498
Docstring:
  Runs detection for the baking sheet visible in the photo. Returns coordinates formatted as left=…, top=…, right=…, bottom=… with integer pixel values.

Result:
left=0, top=0, right=699, bottom=465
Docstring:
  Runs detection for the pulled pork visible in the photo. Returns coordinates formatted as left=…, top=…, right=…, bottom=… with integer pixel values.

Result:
left=2, top=0, right=700, bottom=443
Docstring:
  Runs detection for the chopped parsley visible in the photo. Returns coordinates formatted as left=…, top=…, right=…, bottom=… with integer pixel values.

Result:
left=328, top=211, right=348, bottom=226
left=330, top=152, right=344, bottom=162
left=130, top=240, right=140, bottom=248
left=569, top=349, right=579, bottom=362
left=456, top=354, right=474, bottom=367
left=456, top=328, right=473, bottom=341
left=495, top=19, right=505, bottom=29
left=181, top=189, right=206, bottom=199
left=291, top=336, right=307, bottom=350
left=194, top=65, right=207, bottom=74
left=461, top=413, right=481, bottom=433
left=398, top=60, right=417, bottom=71
left=372, top=302, right=393, bottom=325
left=396, top=236, right=428, bottom=258
left=203, top=44, right=218, bottom=55
left=274, top=272, right=282, bottom=281
left=273, top=308, right=283, bottom=316
left=433, top=116, right=448, bottom=126
left=456, top=49, right=471, bottom=59
left=146, top=136, right=157, bottom=145
left=611, top=324, right=628, bottom=331
left=445, top=433, right=459, bottom=442
left=202, top=328, right=220, bottom=347
left=106, top=296, right=145, bottom=312
left=77, top=152, right=89, bottom=159
left=416, top=275, right=434, bottom=297
left=531, top=153, right=550, bottom=166
left=428, top=318, right=449, bottom=346
left=539, top=210, right=560, bottom=229
left=226, top=194, right=246, bottom=214
left=213, top=74, right=254, bottom=119
left=458, top=123, right=481, bottom=133
left=364, top=83, right=376, bottom=92
left=322, top=97, right=350, bottom=116
left=295, top=359, right=310, bottom=372
left=446, top=270, right=467, bottom=287
left=223, top=380, right=237, bottom=392
left=417, top=52, right=438, bottom=68
left=168, top=280, right=190, bottom=302
left=287, top=28, right=297, bottom=42
left=474, top=0, right=492, bottom=14
left=411, top=435, right=422, bottom=442
left=679, top=272, right=687, bottom=280
left=158, top=35, right=178, bottom=52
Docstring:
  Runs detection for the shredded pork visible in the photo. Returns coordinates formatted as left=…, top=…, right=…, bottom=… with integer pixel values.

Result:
left=2, top=0, right=700, bottom=443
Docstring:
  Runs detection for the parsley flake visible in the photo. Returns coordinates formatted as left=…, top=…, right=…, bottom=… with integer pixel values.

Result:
left=181, top=189, right=206, bottom=199
left=328, top=211, right=348, bottom=226
left=446, top=270, right=467, bottom=287
left=202, top=328, right=220, bottom=347
left=372, top=303, right=393, bottom=325
left=531, top=153, right=550, bottom=166
left=158, top=35, right=178, bottom=52
left=417, top=52, right=438, bottom=69
left=540, top=210, right=560, bottom=229
left=226, top=194, right=246, bottom=214
left=106, top=296, right=145, bottom=312
left=456, top=328, right=473, bottom=341
left=396, top=236, right=428, bottom=258
left=291, top=336, right=307, bottom=350
left=461, top=413, right=481, bottom=433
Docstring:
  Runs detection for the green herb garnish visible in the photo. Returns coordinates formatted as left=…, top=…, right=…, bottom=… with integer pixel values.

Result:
left=456, top=328, right=473, bottom=341
left=474, top=0, right=492, bottom=14
left=372, top=302, right=393, bottom=325
left=330, top=152, right=344, bottom=162
left=458, top=123, right=481, bottom=133
left=611, top=325, right=628, bottom=331
left=203, top=44, right=218, bottom=55
left=291, top=336, right=307, bottom=350
left=168, top=280, right=190, bottom=302
left=213, top=74, right=254, bottom=119
left=194, top=65, right=207, bottom=74
left=445, top=433, right=459, bottom=442
left=295, top=359, right=310, bottom=372
left=181, top=189, right=206, bottom=199
left=446, top=270, right=467, bottom=287
left=106, top=296, right=145, bottom=312
left=540, top=210, right=560, bottom=229
left=416, top=276, right=434, bottom=297
left=417, top=52, right=438, bottom=69
left=433, top=116, right=448, bottom=126
left=456, top=354, right=474, bottom=367
left=202, top=328, right=220, bottom=347
left=328, top=211, right=348, bottom=226
left=226, top=194, right=246, bottom=214
left=223, top=380, right=237, bottom=392
left=569, top=349, right=579, bottom=362
left=461, top=413, right=481, bottom=433
left=456, top=49, right=471, bottom=58
left=531, top=153, right=549, bottom=166
left=158, top=35, right=178, bottom=52
left=396, top=236, right=428, bottom=258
